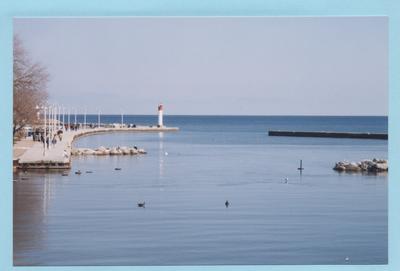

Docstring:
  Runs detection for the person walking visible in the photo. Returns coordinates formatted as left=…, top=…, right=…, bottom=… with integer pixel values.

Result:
left=52, top=135, right=57, bottom=147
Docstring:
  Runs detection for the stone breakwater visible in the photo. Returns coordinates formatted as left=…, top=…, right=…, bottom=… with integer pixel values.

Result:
left=333, top=159, right=388, bottom=173
left=71, top=146, right=147, bottom=156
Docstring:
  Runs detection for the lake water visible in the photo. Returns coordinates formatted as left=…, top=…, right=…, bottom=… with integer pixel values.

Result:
left=13, top=116, right=388, bottom=265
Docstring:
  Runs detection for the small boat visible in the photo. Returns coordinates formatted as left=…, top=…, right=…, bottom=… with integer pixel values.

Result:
left=86, top=171, right=93, bottom=173
left=75, top=170, right=82, bottom=175
left=115, top=168, right=122, bottom=171
left=61, top=172, right=69, bottom=176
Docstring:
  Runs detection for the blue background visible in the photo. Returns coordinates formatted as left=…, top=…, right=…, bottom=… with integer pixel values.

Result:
left=0, top=1, right=398, bottom=271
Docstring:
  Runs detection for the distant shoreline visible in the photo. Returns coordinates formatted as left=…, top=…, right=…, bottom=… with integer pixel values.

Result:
left=68, top=114, right=388, bottom=117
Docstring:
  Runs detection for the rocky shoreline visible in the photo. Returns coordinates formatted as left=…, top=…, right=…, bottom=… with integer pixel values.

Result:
left=71, top=146, right=147, bottom=156
left=333, top=159, right=388, bottom=173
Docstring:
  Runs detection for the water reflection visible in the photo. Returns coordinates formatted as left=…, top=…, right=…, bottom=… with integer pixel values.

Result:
left=42, top=174, right=55, bottom=219
left=158, top=132, right=164, bottom=181
left=13, top=171, right=55, bottom=265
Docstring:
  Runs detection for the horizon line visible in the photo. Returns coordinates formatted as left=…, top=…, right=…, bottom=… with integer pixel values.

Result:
left=71, top=113, right=388, bottom=117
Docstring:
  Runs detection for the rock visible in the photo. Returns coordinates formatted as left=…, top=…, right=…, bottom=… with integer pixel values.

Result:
left=347, top=162, right=362, bottom=172
left=82, top=148, right=95, bottom=155
left=120, top=147, right=131, bottom=155
left=72, top=146, right=146, bottom=156
left=334, top=159, right=388, bottom=173
left=368, top=162, right=388, bottom=172
left=110, top=147, right=121, bottom=155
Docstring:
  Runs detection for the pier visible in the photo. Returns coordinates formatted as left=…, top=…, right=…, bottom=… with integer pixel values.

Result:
left=268, top=130, right=388, bottom=140
left=14, top=126, right=179, bottom=170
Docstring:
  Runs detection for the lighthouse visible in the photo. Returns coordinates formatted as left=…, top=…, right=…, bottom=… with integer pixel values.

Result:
left=158, top=104, right=163, bottom=127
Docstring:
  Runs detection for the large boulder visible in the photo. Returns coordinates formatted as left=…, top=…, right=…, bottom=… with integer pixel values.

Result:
left=120, top=146, right=131, bottom=155
left=82, top=148, right=95, bottom=155
left=110, top=147, right=122, bottom=155
left=130, top=148, right=139, bottom=155
left=368, top=161, right=388, bottom=172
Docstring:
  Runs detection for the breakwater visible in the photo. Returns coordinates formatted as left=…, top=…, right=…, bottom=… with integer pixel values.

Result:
left=268, top=130, right=388, bottom=140
left=333, top=159, right=388, bottom=173
left=72, top=146, right=147, bottom=156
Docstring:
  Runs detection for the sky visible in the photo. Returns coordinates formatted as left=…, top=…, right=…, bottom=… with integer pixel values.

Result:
left=14, top=17, right=388, bottom=116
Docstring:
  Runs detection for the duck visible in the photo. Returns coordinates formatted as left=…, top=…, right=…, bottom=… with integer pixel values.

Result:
left=61, top=172, right=69, bottom=176
left=75, top=170, right=82, bottom=175
left=86, top=170, right=93, bottom=173
left=225, top=200, right=230, bottom=208
left=137, top=202, right=145, bottom=208
left=115, top=168, right=122, bottom=171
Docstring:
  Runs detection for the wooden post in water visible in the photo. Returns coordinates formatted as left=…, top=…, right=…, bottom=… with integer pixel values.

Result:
left=297, top=159, right=304, bottom=172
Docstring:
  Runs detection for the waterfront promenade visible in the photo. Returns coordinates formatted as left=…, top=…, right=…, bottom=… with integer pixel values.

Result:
left=14, top=126, right=179, bottom=169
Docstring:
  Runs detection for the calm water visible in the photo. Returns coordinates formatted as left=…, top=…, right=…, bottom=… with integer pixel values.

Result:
left=14, top=116, right=388, bottom=265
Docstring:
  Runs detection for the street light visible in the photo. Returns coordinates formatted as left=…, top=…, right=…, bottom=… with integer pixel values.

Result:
left=47, top=105, right=52, bottom=149
left=74, top=108, right=77, bottom=127
left=36, top=105, right=47, bottom=156
left=84, top=108, right=87, bottom=130
left=68, top=108, right=70, bottom=131
left=98, top=109, right=101, bottom=129
left=62, top=107, right=65, bottom=130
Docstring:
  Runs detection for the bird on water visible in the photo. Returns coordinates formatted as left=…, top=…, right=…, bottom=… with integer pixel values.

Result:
left=137, top=202, right=145, bottom=208
left=225, top=200, right=230, bottom=208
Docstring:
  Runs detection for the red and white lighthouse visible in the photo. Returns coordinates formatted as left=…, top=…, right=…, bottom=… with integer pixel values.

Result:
left=158, top=104, right=163, bottom=127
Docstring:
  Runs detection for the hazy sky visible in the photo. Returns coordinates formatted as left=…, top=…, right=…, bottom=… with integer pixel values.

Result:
left=14, top=17, right=388, bottom=115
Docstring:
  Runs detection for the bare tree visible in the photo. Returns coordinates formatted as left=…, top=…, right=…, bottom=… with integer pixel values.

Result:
left=13, top=35, right=49, bottom=136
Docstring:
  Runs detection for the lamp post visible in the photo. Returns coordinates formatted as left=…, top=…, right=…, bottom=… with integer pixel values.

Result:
left=62, top=107, right=65, bottom=130
left=51, top=105, right=57, bottom=133
left=84, top=108, right=87, bottom=130
left=98, top=109, right=100, bottom=129
left=47, top=105, right=52, bottom=149
left=67, top=108, right=70, bottom=131
left=58, top=105, right=61, bottom=130
left=55, top=105, right=58, bottom=131
left=74, top=108, right=77, bottom=128
left=54, top=105, right=57, bottom=136
left=36, top=105, right=47, bottom=156
left=51, top=105, right=55, bottom=139
left=43, top=106, right=47, bottom=155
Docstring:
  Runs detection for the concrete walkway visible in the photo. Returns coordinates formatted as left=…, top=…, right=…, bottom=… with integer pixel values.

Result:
left=13, top=139, right=36, bottom=160
left=15, top=126, right=178, bottom=169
